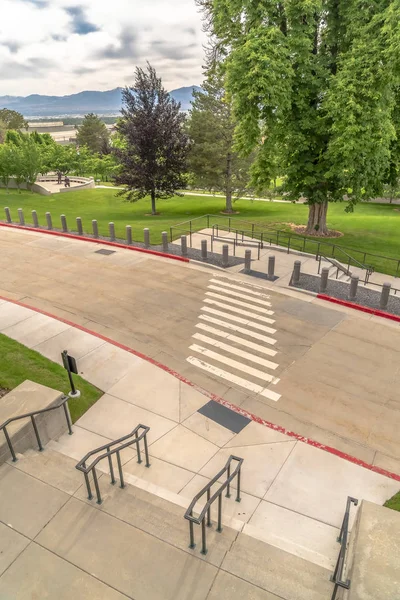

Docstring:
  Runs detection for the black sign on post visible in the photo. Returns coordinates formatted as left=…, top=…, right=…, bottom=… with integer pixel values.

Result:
left=61, top=350, right=80, bottom=398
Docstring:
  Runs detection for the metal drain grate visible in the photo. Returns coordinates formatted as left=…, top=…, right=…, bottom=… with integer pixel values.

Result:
left=198, top=401, right=250, bottom=433
left=95, top=249, right=116, bottom=256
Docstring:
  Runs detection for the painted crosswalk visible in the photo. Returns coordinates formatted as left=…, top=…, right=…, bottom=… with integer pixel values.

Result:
left=187, top=275, right=282, bottom=402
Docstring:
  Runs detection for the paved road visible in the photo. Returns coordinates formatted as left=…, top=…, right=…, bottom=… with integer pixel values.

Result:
left=0, top=227, right=400, bottom=475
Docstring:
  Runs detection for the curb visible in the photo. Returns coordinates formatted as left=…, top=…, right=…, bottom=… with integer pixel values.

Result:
left=1, top=294, right=399, bottom=483
left=0, top=221, right=190, bottom=264
left=317, top=293, right=400, bottom=323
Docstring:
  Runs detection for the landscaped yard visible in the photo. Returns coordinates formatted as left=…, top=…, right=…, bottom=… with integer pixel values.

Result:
left=0, top=333, right=102, bottom=423
left=1, top=187, right=400, bottom=275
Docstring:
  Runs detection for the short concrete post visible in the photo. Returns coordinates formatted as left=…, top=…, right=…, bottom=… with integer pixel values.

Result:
left=61, top=214, right=68, bottom=233
left=32, top=210, right=39, bottom=228
left=144, top=228, right=150, bottom=248
left=244, top=249, right=251, bottom=274
left=349, top=275, right=359, bottom=300
left=162, top=231, right=168, bottom=253
left=181, top=235, right=188, bottom=257
left=46, top=212, right=53, bottom=230
left=4, top=207, right=11, bottom=223
left=18, top=208, right=25, bottom=226
left=76, top=217, right=83, bottom=236
left=201, top=239, right=208, bottom=261
left=380, top=282, right=391, bottom=309
left=292, top=260, right=301, bottom=285
left=268, top=255, right=276, bottom=280
left=126, top=225, right=132, bottom=245
left=319, top=267, right=329, bottom=293
left=92, top=219, right=99, bottom=238
left=109, top=222, right=115, bottom=241
left=222, top=244, right=229, bottom=268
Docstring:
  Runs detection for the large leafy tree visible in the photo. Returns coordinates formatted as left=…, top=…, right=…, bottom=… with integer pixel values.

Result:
left=197, top=0, right=400, bottom=235
left=0, top=108, right=28, bottom=132
left=188, top=70, right=254, bottom=212
left=114, top=64, right=189, bottom=215
left=76, top=113, right=110, bottom=154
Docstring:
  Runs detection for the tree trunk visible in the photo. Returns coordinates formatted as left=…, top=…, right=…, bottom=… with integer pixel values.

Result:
left=150, top=188, right=157, bottom=215
left=305, top=201, right=329, bottom=235
left=224, top=152, right=234, bottom=213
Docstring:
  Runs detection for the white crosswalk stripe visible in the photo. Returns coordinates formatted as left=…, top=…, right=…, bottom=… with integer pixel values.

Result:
left=187, top=276, right=282, bottom=403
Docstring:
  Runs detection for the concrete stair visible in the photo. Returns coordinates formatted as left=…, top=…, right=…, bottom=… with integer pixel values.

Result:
left=0, top=446, right=334, bottom=599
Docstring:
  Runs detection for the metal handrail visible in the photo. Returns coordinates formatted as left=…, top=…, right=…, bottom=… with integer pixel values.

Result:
left=76, top=424, right=150, bottom=504
left=0, top=395, right=72, bottom=462
left=184, top=455, right=243, bottom=555
left=211, top=224, right=263, bottom=259
left=331, top=496, right=359, bottom=600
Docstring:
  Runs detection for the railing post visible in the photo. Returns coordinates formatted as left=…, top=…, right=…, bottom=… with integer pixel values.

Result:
left=3, top=427, right=17, bottom=462
left=236, top=465, right=242, bottom=502
left=207, top=488, right=212, bottom=527
left=189, top=519, right=195, bottom=549
left=4, top=207, right=12, bottom=223
left=62, top=402, right=73, bottom=435
left=116, top=450, right=125, bottom=488
left=143, top=431, right=151, bottom=468
left=107, top=447, right=116, bottom=484
left=83, top=469, right=93, bottom=500
left=217, top=493, right=223, bottom=532
left=135, top=429, right=142, bottom=464
left=31, top=415, right=43, bottom=451
left=170, top=226, right=173, bottom=242
left=201, top=518, right=208, bottom=555
left=92, top=467, right=102, bottom=504
left=207, top=215, right=210, bottom=228
left=92, top=219, right=99, bottom=238
left=226, top=464, right=231, bottom=498
left=32, top=210, right=39, bottom=228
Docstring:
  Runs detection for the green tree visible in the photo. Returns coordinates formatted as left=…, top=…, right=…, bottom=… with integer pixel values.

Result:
left=21, top=138, right=43, bottom=189
left=188, top=70, right=254, bottom=212
left=0, top=119, right=6, bottom=144
left=76, top=113, right=110, bottom=154
left=114, top=64, right=189, bottom=215
left=47, top=144, right=78, bottom=175
left=0, top=108, right=28, bottom=132
left=0, top=144, right=16, bottom=191
left=198, top=0, right=400, bottom=235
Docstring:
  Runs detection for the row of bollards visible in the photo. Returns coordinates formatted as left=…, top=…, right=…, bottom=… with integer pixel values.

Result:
left=293, top=260, right=393, bottom=310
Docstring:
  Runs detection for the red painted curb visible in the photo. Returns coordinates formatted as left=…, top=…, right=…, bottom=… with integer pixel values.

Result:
left=0, top=221, right=189, bottom=264
left=1, top=294, right=399, bottom=483
left=317, top=293, right=400, bottom=323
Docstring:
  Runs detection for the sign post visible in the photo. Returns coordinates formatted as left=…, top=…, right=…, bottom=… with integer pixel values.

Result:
left=61, top=350, right=80, bottom=398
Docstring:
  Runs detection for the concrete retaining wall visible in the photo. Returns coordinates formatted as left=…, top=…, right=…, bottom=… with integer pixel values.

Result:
left=0, top=179, right=51, bottom=196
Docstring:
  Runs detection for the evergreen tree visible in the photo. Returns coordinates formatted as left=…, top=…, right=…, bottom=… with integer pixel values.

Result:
left=188, top=70, right=254, bottom=212
left=114, top=64, right=189, bottom=215
left=77, top=113, right=110, bottom=154
left=197, top=0, right=400, bottom=235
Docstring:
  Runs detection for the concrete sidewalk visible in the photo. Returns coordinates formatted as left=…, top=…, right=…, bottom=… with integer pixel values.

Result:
left=0, top=298, right=398, bottom=573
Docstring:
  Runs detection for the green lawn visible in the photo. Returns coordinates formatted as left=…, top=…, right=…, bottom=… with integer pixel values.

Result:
left=0, top=333, right=102, bottom=423
left=385, top=491, right=400, bottom=512
left=1, top=187, right=400, bottom=275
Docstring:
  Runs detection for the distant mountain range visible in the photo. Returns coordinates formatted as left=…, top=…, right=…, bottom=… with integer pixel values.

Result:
left=0, top=86, right=202, bottom=117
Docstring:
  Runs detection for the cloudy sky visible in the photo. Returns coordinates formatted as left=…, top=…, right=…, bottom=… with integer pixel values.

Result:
left=0, top=0, right=207, bottom=96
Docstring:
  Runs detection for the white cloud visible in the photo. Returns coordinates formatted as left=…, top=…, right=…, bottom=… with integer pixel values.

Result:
left=0, top=0, right=207, bottom=96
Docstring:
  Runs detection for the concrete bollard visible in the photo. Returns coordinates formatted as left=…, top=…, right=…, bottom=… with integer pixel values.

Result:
left=201, top=239, right=208, bottom=261
left=319, top=267, right=329, bottom=293
left=4, top=207, right=11, bottom=223
left=144, top=228, right=150, bottom=248
left=126, top=225, right=132, bottom=245
left=380, top=282, right=391, bottom=309
left=181, top=235, right=188, bottom=257
left=18, top=208, right=25, bottom=226
left=349, top=275, right=359, bottom=301
left=268, top=255, right=276, bottom=280
left=292, top=260, right=301, bottom=285
left=61, top=214, right=68, bottom=233
left=162, top=231, right=168, bottom=253
left=76, top=217, right=83, bottom=236
left=222, top=244, right=229, bottom=268
left=244, top=249, right=251, bottom=274
left=32, top=210, right=39, bottom=228
left=109, top=222, right=115, bottom=241
left=46, top=212, right=53, bottom=230
left=92, top=219, right=99, bottom=238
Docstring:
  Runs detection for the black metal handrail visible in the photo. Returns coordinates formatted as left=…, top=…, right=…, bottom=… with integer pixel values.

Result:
left=184, top=455, right=243, bottom=555
left=0, top=395, right=72, bottom=462
left=211, top=224, right=263, bottom=259
left=76, top=424, right=150, bottom=504
left=331, top=496, right=359, bottom=600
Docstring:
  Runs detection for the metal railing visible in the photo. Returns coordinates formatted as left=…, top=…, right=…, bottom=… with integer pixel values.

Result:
left=184, top=455, right=243, bottom=555
left=76, top=424, right=150, bottom=504
left=211, top=224, right=263, bottom=259
left=169, top=214, right=400, bottom=278
left=331, top=496, right=359, bottom=600
left=0, top=395, right=72, bottom=462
